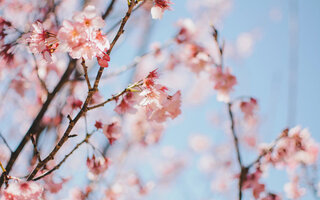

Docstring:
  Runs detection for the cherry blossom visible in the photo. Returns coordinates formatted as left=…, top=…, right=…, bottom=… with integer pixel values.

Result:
left=86, top=155, right=109, bottom=179
left=25, top=21, right=58, bottom=63
left=240, top=97, right=258, bottom=119
left=103, top=121, right=121, bottom=145
left=97, top=52, right=110, bottom=68
left=183, top=43, right=212, bottom=74
left=43, top=173, right=69, bottom=194
left=151, top=0, right=172, bottom=19
left=114, top=92, right=138, bottom=115
left=0, top=1, right=319, bottom=200
left=1, top=181, right=44, bottom=200
left=95, top=120, right=103, bottom=129
left=284, top=176, right=306, bottom=199
left=57, top=5, right=109, bottom=60
left=262, top=126, right=319, bottom=168
left=62, top=96, right=83, bottom=115
left=211, top=67, right=237, bottom=102
left=175, top=18, right=196, bottom=43
left=114, top=69, right=181, bottom=123
left=72, top=5, right=105, bottom=30
left=139, top=83, right=181, bottom=122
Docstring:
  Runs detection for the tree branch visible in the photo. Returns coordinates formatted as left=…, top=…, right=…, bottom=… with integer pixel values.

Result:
left=102, top=0, right=117, bottom=19
left=81, top=58, right=92, bottom=90
left=32, top=54, right=49, bottom=95
left=227, top=103, right=246, bottom=200
left=32, top=133, right=91, bottom=181
left=30, top=135, right=42, bottom=163
left=87, top=80, right=142, bottom=110
left=27, top=0, right=139, bottom=181
left=0, top=59, right=76, bottom=187
left=0, top=132, right=12, bottom=153
left=0, top=0, right=135, bottom=187
left=246, top=128, right=288, bottom=169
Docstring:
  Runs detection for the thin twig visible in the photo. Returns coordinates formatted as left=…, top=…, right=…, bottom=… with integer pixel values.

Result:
left=246, top=128, right=288, bottom=169
left=87, top=142, right=106, bottom=159
left=30, top=135, right=42, bottom=162
left=81, top=58, right=92, bottom=90
left=0, top=161, right=8, bottom=187
left=27, top=0, right=139, bottom=181
left=0, top=0, right=126, bottom=187
left=227, top=103, right=246, bottom=200
left=87, top=80, right=142, bottom=110
left=0, top=59, right=76, bottom=187
left=106, top=0, right=145, bottom=35
left=0, top=133, right=12, bottom=152
left=102, top=0, right=117, bottom=19
left=32, top=54, right=49, bottom=94
left=32, top=133, right=92, bottom=181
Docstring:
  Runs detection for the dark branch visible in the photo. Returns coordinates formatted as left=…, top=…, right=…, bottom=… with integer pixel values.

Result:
left=227, top=103, right=246, bottom=200
left=102, top=0, right=117, bottom=19
left=0, top=132, right=12, bottom=152
left=27, top=0, right=139, bottom=181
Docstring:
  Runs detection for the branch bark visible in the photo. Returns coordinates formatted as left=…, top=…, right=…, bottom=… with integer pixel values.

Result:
left=0, top=0, right=127, bottom=187
left=32, top=133, right=91, bottom=181
left=0, top=59, right=76, bottom=187
left=27, top=0, right=139, bottom=181
left=227, top=103, right=246, bottom=200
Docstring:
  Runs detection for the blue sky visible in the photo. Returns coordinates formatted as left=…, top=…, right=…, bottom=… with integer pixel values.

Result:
left=46, top=0, right=320, bottom=199
left=125, top=0, right=320, bottom=199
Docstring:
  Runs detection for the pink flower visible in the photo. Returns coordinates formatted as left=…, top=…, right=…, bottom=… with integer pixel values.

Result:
left=242, top=168, right=265, bottom=199
left=184, top=43, right=211, bottom=74
left=151, top=0, right=172, bottom=19
left=261, top=126, right=319, bottom=168
left=67, top=188, right=87, bottom=200
left=176, top=18, right=196, bottom=43
left=43, top=173, right=69, bottom=194
left=26, top=21, right=58, bottom=63
left=57, top=6, right=109, bottom=60
left=103, top=121, right=121, bottom=145
left=284, top=176, right=305, bottom=199
left=211, top=67, right=237, bottom=102
left=97, top=52, right=110, bottom=68
left=114, top=69, right=181, bottom=123
left=95, top=121, right=103, bottom=129
left=114, top=92, right=138, bottom=115
left=11, top=77, right=29, bottom=97
left=86, top=155, right=109, bottom=179
left=1, top=181, right=44, bottom=200
left=240, top=98, right=258, bottom=119
left=73, top=5, right=105, bottom=30
left=62, top=96, right=83, bottom=115
left=148, top=90, right=181, bottom=122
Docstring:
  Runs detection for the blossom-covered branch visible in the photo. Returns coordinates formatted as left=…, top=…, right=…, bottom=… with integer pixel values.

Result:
left=26, top=0, right=140, bottom=181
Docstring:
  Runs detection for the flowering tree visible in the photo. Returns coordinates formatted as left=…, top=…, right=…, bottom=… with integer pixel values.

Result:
left=0, top=0, right=319, bottom=199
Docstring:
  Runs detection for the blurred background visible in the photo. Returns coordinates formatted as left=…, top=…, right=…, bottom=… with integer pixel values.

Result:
left=1, top=0, right=320, bottom=199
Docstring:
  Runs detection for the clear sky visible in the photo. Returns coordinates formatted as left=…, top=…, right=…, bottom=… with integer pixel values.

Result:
left=117, top=0, right=320, bottom=199
left=38, top=0, right=320, bottom=199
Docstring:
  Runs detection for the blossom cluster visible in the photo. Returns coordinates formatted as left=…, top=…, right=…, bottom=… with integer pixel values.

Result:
left=114, top=69, right=182, bottom=123
left=261, top=126, right=319, bottom=168
left=24, top=5, right=110, bottom=64
left=1, top=181, right=44, bottom=200
left=151, top=0, right=172, bottom=19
